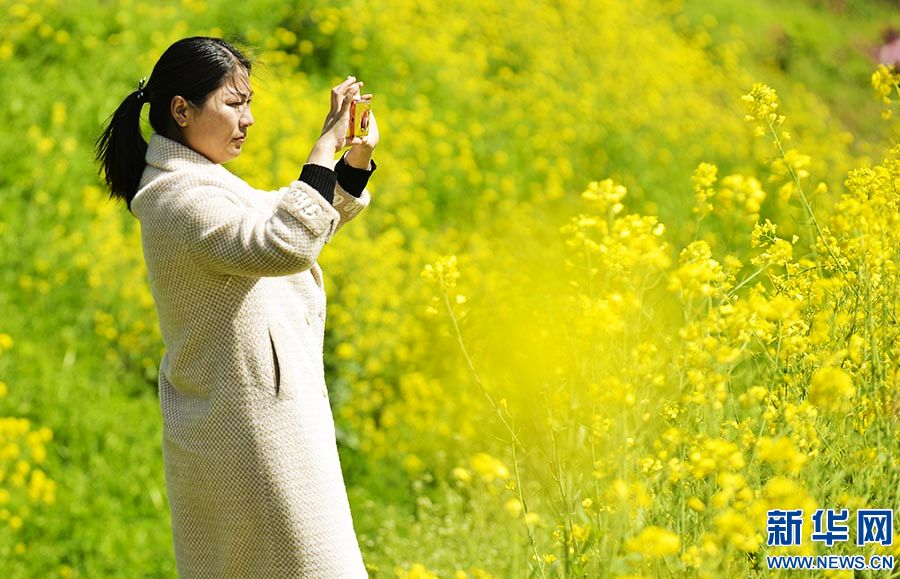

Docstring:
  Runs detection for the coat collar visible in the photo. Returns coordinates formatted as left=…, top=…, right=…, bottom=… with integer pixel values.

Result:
left=145, top=133, right=230, bottom=177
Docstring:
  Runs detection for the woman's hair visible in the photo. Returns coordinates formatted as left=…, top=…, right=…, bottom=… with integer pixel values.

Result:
left=94, top=36, right=252, bottom=212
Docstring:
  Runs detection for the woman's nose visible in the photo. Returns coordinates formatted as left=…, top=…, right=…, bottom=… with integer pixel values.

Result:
left=241, top=108, right=254, bottom=127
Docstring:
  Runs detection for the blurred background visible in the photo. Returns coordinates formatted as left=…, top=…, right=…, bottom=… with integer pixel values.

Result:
left=1, top=0, right=899, bottom=576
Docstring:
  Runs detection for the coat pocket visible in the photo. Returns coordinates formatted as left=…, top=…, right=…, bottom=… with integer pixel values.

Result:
left=269, top=329, right=281, bottom=397
left=310, top=261, right=324, bottom=291
left=267, top=324, right=295, bottom=400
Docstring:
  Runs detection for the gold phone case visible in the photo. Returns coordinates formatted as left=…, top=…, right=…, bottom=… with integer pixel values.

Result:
left=347, top=98, right=372, bottom=139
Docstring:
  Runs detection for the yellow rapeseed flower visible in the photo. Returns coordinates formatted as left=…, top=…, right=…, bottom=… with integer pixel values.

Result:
left=572, top=523, right=591, bottom=542
left=395, top=563, right=439, bottom=579
left=452, top=467, right=472, bottom=484
left=504, top=498, right=522, bottom=518
left=742, top=83, right=785, bottom=128
left=403, top=454, right=424, bottom=474
left=420, top=255, right=460, bottom=290
left=625, top=526, right=681, bottom=558
left=871, top=64, right=900, bottom=105
left=581, top=179, right=627, bottom=215
left=681, top=545, right=702, bottom=567
left=808, top=367, right=855, bottom=413
left=668, top=241, right=727, bottom=300
left=714, top=509, right=761, bottom=552
left=757, top=437, right=808, bottom=474
left=691, top=162, right=718, bottom=219
left=469, top=452, right=509, bottom=483
left=715, top=174, right=766, bottom=223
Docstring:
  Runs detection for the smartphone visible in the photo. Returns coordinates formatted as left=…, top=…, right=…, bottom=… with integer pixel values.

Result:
left=347, top=98, right=372, bottom=139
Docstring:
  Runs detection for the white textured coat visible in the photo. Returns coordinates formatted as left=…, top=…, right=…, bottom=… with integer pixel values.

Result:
left=131, top=133, right=370, bottom=578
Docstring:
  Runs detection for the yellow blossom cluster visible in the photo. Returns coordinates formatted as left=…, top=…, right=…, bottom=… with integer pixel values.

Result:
left=871, top=64, right=900, bottom=118
left=0, top=332, right=56, bottom=561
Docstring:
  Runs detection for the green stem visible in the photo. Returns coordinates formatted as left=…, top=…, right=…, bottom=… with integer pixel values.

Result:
left=766, top=119, right=848, bottom=278
left=725, top=263, right=770, bottom=299
left=546, top=399, right=575, bottom=578
left=438, top=276, right=547, bottom=578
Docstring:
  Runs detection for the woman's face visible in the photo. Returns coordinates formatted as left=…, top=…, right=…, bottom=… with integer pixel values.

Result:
left=177, top=67, right=254, bottom=164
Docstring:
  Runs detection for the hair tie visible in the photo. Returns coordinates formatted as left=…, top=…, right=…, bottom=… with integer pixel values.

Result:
left=136, top=76, right=147, bottom=103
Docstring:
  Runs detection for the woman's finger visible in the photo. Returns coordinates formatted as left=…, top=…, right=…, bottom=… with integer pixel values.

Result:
left=333, top=78, right=359, bottom=99
left=331, top=84, right=360, bottom=118
left=332, top=75, right=356, bottom=92
left=340, top=85, right=361, bottom=114
left=340, top=84, right=363, bottom=106
left=331, top=77, right=358, bottom=110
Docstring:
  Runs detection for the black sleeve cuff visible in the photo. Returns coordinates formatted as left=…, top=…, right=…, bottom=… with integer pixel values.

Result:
left=335, top=153, right=377, bottom=198
left=298, top=163, right=336, bottom=205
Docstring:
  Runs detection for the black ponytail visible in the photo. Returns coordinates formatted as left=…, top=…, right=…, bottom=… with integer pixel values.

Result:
left=95, top=89, right=148, bottom=213
left=94, top=37, right=253, bottom=213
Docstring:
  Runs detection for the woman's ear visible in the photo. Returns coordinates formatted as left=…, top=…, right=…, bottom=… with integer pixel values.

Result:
left=171, top=95, right=191, bottom=128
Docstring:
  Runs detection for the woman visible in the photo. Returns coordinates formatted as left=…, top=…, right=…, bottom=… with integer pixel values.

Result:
left=94, top=36, right=378, bottom=578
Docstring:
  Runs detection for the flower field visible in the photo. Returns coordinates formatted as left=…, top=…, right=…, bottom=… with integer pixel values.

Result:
left=1, top=0, right=899, bottom=576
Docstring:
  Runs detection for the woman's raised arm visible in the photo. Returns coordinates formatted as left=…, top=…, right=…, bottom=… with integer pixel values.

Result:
left=167, top=179, right=340, bottom=277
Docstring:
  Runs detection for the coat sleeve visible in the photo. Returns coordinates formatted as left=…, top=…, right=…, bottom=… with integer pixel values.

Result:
left=331, top=180, right=371, bottom=235
left=252, top=166, right=371, bottom=237
left=169, top=179, right=341, bottom=278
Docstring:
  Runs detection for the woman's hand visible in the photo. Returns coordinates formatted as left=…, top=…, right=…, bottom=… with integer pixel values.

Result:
left=345, top=97, right=379, bottom=170
left=320, top=76, right=363, bottom=151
